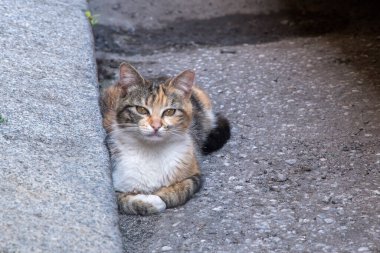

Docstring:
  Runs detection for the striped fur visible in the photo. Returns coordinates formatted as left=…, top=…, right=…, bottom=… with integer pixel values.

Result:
left=101, top=63, right=229, bottom=215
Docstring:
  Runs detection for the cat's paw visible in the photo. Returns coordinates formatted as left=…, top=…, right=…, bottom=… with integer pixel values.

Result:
left=121, top=194, right=166, bottom=215
left=134, top=194, right=166, bottom=213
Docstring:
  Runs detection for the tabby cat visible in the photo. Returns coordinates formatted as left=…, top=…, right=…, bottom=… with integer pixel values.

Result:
left=101, top=63, right=230, bottom=215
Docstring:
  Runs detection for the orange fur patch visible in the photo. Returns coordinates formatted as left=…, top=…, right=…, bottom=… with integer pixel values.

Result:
left=192, top=85, right=212, bottom=110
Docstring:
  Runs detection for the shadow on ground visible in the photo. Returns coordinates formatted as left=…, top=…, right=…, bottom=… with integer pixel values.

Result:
left=93, top=11, right=348, bottom=56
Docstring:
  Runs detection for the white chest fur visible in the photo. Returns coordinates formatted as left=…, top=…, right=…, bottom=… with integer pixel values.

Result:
left=111, top=133, right=192, bottom=193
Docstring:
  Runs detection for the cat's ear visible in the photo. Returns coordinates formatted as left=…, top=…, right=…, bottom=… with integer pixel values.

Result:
left=171, top=70, right=195, bottom=98
left=118, top=62, right=144, bottom=90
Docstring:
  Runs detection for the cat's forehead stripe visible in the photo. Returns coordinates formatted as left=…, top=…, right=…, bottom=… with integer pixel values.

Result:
left=155, top=86, right=168, bottom=105
left=144, top=83, right=169, bottom=107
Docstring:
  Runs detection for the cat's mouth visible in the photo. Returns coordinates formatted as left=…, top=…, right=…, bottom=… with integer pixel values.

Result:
left=144, top=132, right=165, bottom=141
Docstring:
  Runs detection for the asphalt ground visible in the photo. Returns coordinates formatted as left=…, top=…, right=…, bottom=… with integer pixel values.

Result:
left=90, top=1, right=380, bottom=252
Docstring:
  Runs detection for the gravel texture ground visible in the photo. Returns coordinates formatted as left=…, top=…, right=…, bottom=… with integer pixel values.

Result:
left=90, top=1, right=380, bottom=252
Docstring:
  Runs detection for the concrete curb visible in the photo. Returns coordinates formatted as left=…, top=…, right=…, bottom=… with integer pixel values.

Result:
left=0, top=0, right=122, bottom=252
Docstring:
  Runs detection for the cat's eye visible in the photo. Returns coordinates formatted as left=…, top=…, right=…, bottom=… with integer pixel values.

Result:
left=135, top=106, right=149, bottom=115
left=163, top=109, right=176, bottom=117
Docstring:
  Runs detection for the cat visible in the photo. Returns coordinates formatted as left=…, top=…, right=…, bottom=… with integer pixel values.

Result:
left=100, top=62, right=230, bottom=215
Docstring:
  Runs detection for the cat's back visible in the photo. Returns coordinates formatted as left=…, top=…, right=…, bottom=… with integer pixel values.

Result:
left=190, top=85, right=231, bottom=154
left=189, top=85, right=216, bottom=148
left=100, top=84, right=124, bottom=133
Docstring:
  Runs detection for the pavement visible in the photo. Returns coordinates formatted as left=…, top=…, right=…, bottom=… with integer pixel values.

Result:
left=90, top=0, right=380, bottom=252
left=0, top=0, right=122, bottom=252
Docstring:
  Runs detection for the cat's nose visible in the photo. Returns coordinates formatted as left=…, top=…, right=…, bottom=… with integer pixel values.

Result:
left=151, top=121, right=162, bottom=132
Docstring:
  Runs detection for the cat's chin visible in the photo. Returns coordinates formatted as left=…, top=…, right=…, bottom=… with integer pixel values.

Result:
left=145, top=135, right=165, bottom=142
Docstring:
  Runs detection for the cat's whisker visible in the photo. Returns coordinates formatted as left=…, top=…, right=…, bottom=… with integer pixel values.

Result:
left=167, top=130, right=187, bottom=136
left=112, top=123, right=138, bottom=128
left=109, top=125, right=138, bottom=130
left=167, top=131, right=184, bottom=136
left=108, top=128, right=139, bottom=135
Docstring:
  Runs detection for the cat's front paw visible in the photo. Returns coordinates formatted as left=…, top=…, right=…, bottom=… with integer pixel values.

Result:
left=133, top=194, right=167, bottom=214
left=119, top=194, right=166, bottom=215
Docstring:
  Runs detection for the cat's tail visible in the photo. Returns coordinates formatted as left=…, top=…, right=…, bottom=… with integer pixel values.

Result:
left=202, top=113, right=231, bottom=155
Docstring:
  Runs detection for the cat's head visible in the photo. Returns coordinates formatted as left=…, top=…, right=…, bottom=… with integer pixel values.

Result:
left=114, top=63, right=194, bottom=143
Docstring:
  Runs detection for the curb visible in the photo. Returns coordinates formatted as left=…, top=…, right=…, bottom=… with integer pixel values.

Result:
left=0, top=1, right=123, bottom=252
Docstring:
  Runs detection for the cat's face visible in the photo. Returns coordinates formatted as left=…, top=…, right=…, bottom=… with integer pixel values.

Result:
left=115, top=63, right=194, bottom=143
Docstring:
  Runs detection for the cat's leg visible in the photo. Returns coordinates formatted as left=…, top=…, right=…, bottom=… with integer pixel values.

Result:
left=202, top=113, right=231, bottom=154
left=117, top=192, right=166, bottom=215
left=154, top=174, right=202, bottom=208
